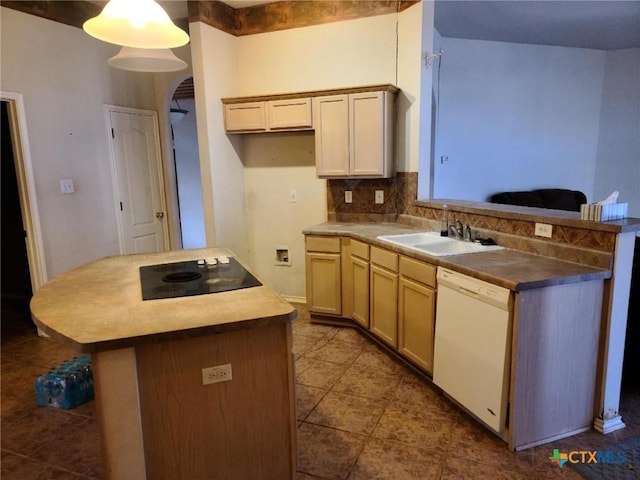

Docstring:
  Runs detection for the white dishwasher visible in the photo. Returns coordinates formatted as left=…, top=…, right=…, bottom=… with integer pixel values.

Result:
left=433, top=267, right=513, bottom=434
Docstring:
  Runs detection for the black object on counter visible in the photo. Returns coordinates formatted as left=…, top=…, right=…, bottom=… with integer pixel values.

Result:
left=140, top=257, right=262, bottom=301
left=477, top=237, right=498, bottom=246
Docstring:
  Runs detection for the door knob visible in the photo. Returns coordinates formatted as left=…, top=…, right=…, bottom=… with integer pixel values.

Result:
left=155, top=212, right=164, bottom=219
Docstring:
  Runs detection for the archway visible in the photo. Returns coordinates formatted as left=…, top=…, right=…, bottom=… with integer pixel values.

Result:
left=170, top=77, right=205, bottom=248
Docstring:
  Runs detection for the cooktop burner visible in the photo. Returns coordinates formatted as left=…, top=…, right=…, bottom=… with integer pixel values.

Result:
left=140, top=257, right=262, bottom=301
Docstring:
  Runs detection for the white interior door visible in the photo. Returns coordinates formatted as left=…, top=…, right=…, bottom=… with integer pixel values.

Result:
left=106, top=106, right=168, bottom=254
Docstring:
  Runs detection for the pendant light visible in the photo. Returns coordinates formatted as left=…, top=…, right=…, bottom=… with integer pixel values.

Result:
left=170, top=100, right=189, bottom=123
left=83, top=0, right=189, bottom=49
left=108, top=46, right=187, bottom=72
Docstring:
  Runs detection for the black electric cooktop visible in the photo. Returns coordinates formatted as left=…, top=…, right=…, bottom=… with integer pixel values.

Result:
left=140, top=257, right=262, bottom=301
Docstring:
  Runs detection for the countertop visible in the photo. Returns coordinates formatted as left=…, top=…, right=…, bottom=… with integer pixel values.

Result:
left=303, top=222, right=611, bottom=291
left=30, top=248, right=297, bottom=353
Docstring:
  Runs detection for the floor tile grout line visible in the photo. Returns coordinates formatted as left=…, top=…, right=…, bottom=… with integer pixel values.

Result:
left=1, top=447, right=95, bottom=478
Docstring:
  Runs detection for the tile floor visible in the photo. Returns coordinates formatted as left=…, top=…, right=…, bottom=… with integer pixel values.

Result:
left=1, top=301, right=639, bottom=479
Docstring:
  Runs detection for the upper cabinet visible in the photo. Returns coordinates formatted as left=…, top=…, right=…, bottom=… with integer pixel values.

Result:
left=221, top=85, right=397, bottom=178
left=223, top=102, right=266, bottom=132
left=223, top=98, right=312, bottom=133
left=314, top=90, right=396, bottom=178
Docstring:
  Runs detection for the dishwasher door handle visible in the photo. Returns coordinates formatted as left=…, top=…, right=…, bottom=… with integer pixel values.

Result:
left=457, top=286, right=479, bottom=299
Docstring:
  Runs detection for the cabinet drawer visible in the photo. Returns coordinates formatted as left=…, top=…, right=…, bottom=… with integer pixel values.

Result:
left=370, top=246, right=398, bottom=272
left=350, top=239, right=370, bottom=261
left=399, top=256, right=436, bottom=288
left=306, top=236, right=341, bottom=253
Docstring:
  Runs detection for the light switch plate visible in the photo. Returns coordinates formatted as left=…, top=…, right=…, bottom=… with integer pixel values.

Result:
left=375, top=190, right=384, bottom=204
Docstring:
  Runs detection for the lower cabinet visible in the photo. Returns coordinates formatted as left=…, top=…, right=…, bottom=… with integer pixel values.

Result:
left=398, top=257, right=436, bottom=373
left=349, top=240, right=370, bottom=328
left=369, top=247, right=399, bottom=348
left=305, top=236, right=342, bottom=316
left=304, top=235, right=437, bottom=375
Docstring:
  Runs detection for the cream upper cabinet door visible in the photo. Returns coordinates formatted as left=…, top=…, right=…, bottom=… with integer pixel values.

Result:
left=315, top=91, right=395, bottom=178
left=313, top=95, right=350, bottom=177
left=267, top=98, right=312, bottom=130
left=223, top=102, right=266, bottom=132
left=350, top=91, right=386, bottom=176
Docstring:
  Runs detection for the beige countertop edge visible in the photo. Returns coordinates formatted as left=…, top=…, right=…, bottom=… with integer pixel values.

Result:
left=303, top=223, right=612, bottom=292
left=417, top=200, right=640, bottom=233
left=32, top=310, right=297, bottom=354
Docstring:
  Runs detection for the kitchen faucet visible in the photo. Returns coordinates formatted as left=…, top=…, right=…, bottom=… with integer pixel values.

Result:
left=449, top=220, right=464, bottom=239
left=449, top=219, right=473, bottom=241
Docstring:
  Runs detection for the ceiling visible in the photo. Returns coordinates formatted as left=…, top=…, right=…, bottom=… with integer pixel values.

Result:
left=152, top=1, right=639, bottom=51
left=434, top=1, right=640, bottom=51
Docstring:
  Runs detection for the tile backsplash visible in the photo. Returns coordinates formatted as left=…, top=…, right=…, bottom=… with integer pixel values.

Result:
left=326, top=172, right=617, bottom=268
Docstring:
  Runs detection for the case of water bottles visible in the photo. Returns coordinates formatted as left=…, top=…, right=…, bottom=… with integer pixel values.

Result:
left=35, top=355, right=94, bottom=409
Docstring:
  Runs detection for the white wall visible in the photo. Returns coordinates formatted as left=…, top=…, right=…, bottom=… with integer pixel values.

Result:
left=594, top=48, right=640, bottom=218
left=242, top=132, right=323, bottom=298
left=433, top=38, right=606, bottom=202
left=186, top=9, right=426, bottom=297
left=0, top=8, right=159, bottom=279
left=235, top=14, right=398, bottom=95
left=189, top=22, right=250, bottom=261
left=397, top=0, right=431, bottom=174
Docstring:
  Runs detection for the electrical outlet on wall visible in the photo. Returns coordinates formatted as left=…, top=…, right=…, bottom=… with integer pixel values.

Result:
left=60, top=179, right=75, bottom=194
left=534, top=222, right=553, bottom=238
left=345, top=191, right=353, bottom=204
left=375, top=190, right=384, bottom=204
left=202, top=364, right=232, bottom=385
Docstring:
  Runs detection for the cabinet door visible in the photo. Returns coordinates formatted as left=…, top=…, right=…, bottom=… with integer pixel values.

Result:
left=267, top=98, right=312, bottom=130
left=305, top=252, right=341, bottom=315
left=398, top=277, right=436, bottom=373
left=370, top=264, right=398, bottom=347
left=313, top=95, right=349, bottom=177
left=349, top=91, right=386, bottom=177
left=223, top=102, right=266, bottom=132
left=350, top=256, right=369, bottom=328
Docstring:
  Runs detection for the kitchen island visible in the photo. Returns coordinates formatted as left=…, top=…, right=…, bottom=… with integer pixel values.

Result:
left=30, top=248, right=298, bottom=480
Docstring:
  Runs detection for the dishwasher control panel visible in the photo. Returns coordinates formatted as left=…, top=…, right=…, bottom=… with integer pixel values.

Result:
left=437, top=268, right=512, bottom=311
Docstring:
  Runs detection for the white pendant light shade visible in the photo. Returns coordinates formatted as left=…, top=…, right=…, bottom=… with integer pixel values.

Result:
left=108, top=46, right=187, bottom=72
left=83, top=0, right=189, bottom=49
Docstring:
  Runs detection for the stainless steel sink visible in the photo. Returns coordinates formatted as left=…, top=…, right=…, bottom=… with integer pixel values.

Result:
left=377, top=232, right=504, bottom=257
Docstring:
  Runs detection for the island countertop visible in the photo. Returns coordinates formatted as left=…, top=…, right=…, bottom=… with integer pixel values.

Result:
left=303, top=222, right=611, bottom=291
left=30, top=248, right=297, bottom=353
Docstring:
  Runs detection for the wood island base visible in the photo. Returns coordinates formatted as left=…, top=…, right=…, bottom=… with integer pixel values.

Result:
left=92, top=323, right=297, bottom=480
